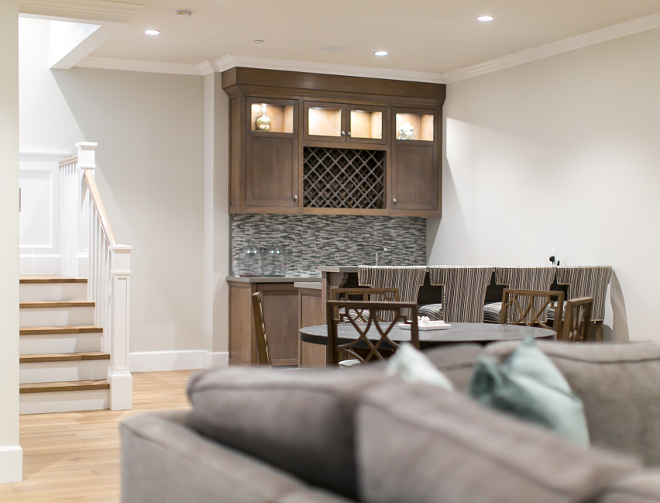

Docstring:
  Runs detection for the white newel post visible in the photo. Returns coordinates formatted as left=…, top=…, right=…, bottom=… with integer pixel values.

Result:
left=107, top=245, right=133, bottom=410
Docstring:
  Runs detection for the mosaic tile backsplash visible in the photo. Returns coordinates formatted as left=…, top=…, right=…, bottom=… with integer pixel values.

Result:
left=231, top=214, right=427, bottom=277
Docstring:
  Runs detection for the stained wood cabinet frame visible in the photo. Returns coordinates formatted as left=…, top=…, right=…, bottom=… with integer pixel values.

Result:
left=223, top=67, right=446, bottom=217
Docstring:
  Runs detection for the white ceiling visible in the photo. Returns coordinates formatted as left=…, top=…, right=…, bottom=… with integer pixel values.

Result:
left=20, top=0, right=660, bottom=78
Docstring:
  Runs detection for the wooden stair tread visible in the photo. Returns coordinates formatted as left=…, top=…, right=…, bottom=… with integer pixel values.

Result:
left=20, top=380, right=109, bottom=394
left=20, top=301, right=95, bottom=309
left=20, top=325, right=103, bottom=335
left=20, top=352, right=110, bottom=363
left=20, top=276, right=87, bottom=284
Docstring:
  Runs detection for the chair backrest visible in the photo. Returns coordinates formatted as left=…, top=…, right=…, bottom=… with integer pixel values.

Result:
left=332, top=288, right=400, bottom=302
left=331, top=288, right=399, bottom=323
left=500, top=289, right=565, bottom=336
left=251, top=292, right=271, bottom=366
left=326, top=300, right=418, bottom=366
left=495, top=267, right=558, bottom=323
left=561, top=297, right=593, bottom=342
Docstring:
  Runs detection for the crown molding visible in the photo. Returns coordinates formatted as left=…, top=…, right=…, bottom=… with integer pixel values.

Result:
left=198, top=60, right=215, bottom=76
left=75, top=56, right=204, bottom=75
left=444, top=11, right=660, bottom=83
left=19, top=0, right=145, bottom=23
left=214, top=54, right=446, bottom=84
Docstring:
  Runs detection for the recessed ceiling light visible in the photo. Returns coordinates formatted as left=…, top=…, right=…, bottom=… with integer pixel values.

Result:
left=477, top=15, right=494, bottom=22
left=145, top=29, right=160, bottom=36
left=374, top=51, right=388, bottom=56
left=253, top=39, right=265, bottom=43
left=174, top=10, right=192, bottom=16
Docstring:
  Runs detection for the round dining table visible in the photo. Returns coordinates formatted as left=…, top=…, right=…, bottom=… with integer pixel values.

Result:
left=299, top=322, right=555, bottom=350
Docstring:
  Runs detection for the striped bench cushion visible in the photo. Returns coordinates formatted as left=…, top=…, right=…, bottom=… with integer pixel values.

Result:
left=483, top=302, right=502, bottom=324
left=418, top=303, right=444, bottom=321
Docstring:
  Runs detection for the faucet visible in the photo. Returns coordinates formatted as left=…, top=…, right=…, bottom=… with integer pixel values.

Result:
left=375, top=247, right=389, bottom=266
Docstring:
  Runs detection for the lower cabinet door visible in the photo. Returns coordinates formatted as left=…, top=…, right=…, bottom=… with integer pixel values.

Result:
left=257, top=284, right=299, bottom=366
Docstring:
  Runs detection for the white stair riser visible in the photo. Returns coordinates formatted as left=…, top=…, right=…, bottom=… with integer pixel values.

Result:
left=19, top=333, right=103, bottom=355
left=19, top=283, right=87, bottom=303
left=20, top=360, right=109, bottom=384
left=19, top=306, right=95, bottom=327
left=20, top=389, right=108, bottom=414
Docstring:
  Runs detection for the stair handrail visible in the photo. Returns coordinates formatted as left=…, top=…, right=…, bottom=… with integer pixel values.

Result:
left=60, top=142, right=132, bottom=411
left=84, top=169, right=116, bottom=246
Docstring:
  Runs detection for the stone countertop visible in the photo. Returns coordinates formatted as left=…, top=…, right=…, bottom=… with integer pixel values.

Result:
left=317, top=266, right=359, bottom=273
left=226, top=276, right=321, bottom=284
left=294, top=282, right=322, bottom=290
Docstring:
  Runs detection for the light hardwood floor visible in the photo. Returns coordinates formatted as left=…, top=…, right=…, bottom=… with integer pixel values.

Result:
left=0, top=370, right=197, bottom=502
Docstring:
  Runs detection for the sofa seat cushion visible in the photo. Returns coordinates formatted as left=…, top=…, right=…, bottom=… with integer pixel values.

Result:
left=486, top=341, right=660, bottom=466
left=121, top=411, right=355, bottom=503
left=187, top=366, right=391, bottom=500
left=597, top=471, right=660, bottom=503
left=357, top=382, right=640, bottom=503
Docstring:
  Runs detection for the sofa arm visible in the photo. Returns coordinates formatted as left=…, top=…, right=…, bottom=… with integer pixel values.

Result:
left=120, top=411, right=354, bottom=503
left=598, top=471, right=660, bottom=502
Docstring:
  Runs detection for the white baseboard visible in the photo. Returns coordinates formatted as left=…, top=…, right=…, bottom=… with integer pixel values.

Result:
left=129, top=350, right=229, bottom=372
left=0, top=445, right=23, bottom=483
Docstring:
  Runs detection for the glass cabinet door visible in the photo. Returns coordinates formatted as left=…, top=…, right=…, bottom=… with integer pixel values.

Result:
left=304, top=102, right=344, bottom=142
left=347, top=105, right=386, bottom=144
left=248, top=99, right=295, bottom=134
left=395, top=111, right=434, bottom=142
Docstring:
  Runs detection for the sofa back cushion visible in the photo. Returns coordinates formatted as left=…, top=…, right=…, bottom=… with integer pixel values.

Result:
left=420, top=343, right=485, bottom=391
left=486, top=341, right=660, bottom=466
left=358, top=382, right=640, bottom=503
left=187, top=366, right=391, bottom=500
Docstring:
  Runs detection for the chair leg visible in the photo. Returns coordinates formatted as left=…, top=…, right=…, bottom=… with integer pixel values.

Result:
left=595, top=321, right=603, bottom=342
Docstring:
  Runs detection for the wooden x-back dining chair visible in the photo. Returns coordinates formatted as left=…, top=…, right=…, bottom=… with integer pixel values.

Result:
left=500, top=289, right=565, bottom=338
left=251, top=292, right=271, bottom=367
left=561, top=297, right=593, bottom=343
left=331, top=288, right=399, bottom=323
left=326, top=300, right=418, bottom=366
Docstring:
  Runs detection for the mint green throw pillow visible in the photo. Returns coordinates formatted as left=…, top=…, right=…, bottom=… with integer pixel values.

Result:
left=469, top=337, right=590, bottom=446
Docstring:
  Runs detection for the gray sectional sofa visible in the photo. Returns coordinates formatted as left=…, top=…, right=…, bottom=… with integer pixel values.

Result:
left=121, top=341, right=660, bottom=503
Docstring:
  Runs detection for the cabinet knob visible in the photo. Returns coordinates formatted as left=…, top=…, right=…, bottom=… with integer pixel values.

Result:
left=392, top=198, right=397, bottom=204
left=347, top=131, right=351, bottom=136
left=293, top=195, right=298, bottom=202
left=341, top=131, right=346, bottom=136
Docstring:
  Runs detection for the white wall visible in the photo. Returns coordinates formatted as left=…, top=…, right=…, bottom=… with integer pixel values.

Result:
left=0, top=0, right=23, bottom=484
left=19, top=17, right=209, bottom=354
left=429, top=27, right=660, bottom=342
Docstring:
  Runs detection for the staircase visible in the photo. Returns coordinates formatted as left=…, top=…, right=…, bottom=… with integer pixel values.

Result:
left=19, top=276, right=111, bottom=414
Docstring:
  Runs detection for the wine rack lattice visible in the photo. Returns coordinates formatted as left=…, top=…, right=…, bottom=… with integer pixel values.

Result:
left=303, top=147, right=385, bottom=209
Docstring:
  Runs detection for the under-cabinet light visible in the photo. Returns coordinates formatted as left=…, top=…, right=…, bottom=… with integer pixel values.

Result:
left=374, top=51, right=388, bottom=56
left=145, top=29, right=160, bottom=35
left=477, top=16, right=494, bottom=22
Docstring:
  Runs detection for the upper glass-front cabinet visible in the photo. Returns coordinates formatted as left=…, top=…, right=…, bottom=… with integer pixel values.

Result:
left=348, top=105, right=386, bottom=144
left=304, top=102, right=387, bottom=144
left=249, top=99, right=295, bottom=134
left=395, top=111, right=434, bottom=142
left=305, top=102, right=343, bottom=141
